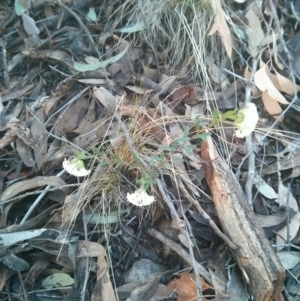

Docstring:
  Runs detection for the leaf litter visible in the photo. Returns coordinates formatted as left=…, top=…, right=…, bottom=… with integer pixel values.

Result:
left=1, top=0, right=300, bottom=300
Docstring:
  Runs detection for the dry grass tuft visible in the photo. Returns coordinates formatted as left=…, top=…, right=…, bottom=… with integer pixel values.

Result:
left=112, top=0, right=222, bottom=84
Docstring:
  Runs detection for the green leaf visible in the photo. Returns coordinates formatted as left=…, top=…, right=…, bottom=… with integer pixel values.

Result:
left=86, top=7, right=97, bottom=22
left=117, top=22, right=144, bottom=33
left=212, top=108, right=219, bottom=123
left=183, top=144, right=196, bottom=156
left=148, top=155, right=163, bottom=163
left=221, top=109, right=238, bottom=121
left=73, top=45, right=129, bottom=72
left=195, top=117, right=203, bottom=131
left=74, top=150, right=87, bottom=160
left=235, top=112, right=245, bottom=124
left=14, top=0, right=27, bottom=16
left=175, top=136, right=190, bottom=145
left=183, top=125, right=190, bottom=135
left=42, top=273, right=74, bottom=289
left=132, top=152, right=140, bottom=164
left=92, top=147, right=102, bottom=156
left=159, top=145, right=175, bottom=152
left=85, top=209, right=130, bottom=224
left=98, top=160, right=110, bottom=168
left=196, top=132, right=210, bottom=141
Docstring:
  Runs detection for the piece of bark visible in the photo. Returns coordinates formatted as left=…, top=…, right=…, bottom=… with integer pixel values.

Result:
left=200, top=138, right=284, bottom=301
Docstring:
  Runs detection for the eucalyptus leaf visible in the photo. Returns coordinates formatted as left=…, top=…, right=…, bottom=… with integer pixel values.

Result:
left=86, top=7, right=97, bottom=22
left=42, top=273, right=74, bottom=289
left=14, top=0, right=27, bottom=16
left=73, top=45, right=129, bottom=72
left=277, top=251, right=300, bottom=270
left=212, top=108, right=219, bottom=123
left=85, top=209, right=130, bottom=225
left=117, top=22, right=144, bottom=33
left=0, top=229, right=47, bottom=246
left=196, top=132, right=210, bottom=141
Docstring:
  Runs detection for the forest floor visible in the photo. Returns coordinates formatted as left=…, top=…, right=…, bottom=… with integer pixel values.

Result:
left=1, top=0, right=300, bottom=300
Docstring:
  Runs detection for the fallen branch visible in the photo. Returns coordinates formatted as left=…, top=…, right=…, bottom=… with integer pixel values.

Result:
left=200, top=138, right=284, bottom=301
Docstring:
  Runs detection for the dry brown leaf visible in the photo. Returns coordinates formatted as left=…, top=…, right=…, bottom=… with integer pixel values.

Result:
left=208, top=0, right=232, bottom=58
left=265, top=68, right=300, bottom=95
left=43, top=95, right=63, bottom=115
left=31, top=107, right=47, bottom=170
left=262, top=91, right=282, bottom=118
left=167, top=272, right=212, bottom=301
left=0, top=176, right=66, bottom=204
left=93, top=86, right=117, bottom=118
left=275, top=70, right=300, bottom=95
left=206, top=56, right=221, bottom=84
left=245, top=8, right=265, bottom=56
left=74, top=98, right=96, bottom=133
left=125, top=86, right=150, bottom=94
left=143, top=65, right=159, bottom=81
left=1, top=84, right=34, bottom=102
left=208, top=245, right=229, bottom=299
left=263, top=150, right=300, bottom=174
left=254, top=65, right=289, bottom=104
left=76, top=241, right=107, bottom=258
left=158, top=74, right=177, bottom=92
left=16, top=137, right=35, bottom=167
left=23, top=49, right=75, bottom=70
left=7, top=120, right=37, bottom=148
left=255, top=210, right=288, bottom=228
left=75, top=241, right=117, bottom=301
left=125, top=273, right=161, bottom=301
left=0, top=130, right=16, bottom=150
left=61, top=193, right=82, bottom=226
left=55, top=98, right=88, bottom=133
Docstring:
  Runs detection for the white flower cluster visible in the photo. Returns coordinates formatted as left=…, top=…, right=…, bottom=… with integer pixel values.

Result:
left=63, top=158, right=91, bottom=177
left=126, top=188, right=155, bottom=207
left=235, top=103, right=259, bottom=138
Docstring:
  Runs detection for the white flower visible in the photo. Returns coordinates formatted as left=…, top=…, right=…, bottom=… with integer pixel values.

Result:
left=235, top=103, right=259, bottom=138
left=126, top=188, right=155, bottom=207
left=63, top=158, right=91, bottom=177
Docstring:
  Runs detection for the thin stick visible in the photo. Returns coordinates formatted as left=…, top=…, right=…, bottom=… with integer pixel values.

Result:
left=244, top=56, right=259, bottom=206
left=147, top=227, right=212, bottom=285
left=20, top=170, right=65, bottom=224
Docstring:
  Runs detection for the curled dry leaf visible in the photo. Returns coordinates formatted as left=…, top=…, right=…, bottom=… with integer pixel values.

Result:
left=254, top=65, right=289, bottom=105
left=93, top=86, right=117, bottom=118
left=274, top=70, right=300, bottom=95
left=0, top=176, right=66, bottom=204
left=262, top=91, right=283, bottom=119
